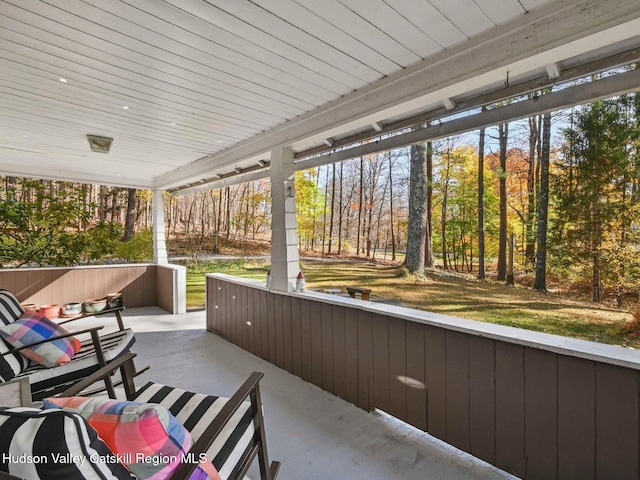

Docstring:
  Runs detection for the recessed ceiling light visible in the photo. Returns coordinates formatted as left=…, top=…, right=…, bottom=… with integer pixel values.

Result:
left=59, top=78, right=68, bottom=83
left=216, top=140, right=223, bottom=144
left=170, top=122, right=176, bottom=126
left=122, top=106, right=129, bottom=110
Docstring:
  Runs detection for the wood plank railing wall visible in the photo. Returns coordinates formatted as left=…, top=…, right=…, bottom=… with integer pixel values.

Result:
left=0, top=264, right=185, bottom=313
left=207, top=274, right=640, bottom=480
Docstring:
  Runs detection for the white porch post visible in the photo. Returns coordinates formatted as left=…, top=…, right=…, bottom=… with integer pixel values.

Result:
left=152, top=189, right=168, bottom=265
left=270, top=146, right=300, bottom=291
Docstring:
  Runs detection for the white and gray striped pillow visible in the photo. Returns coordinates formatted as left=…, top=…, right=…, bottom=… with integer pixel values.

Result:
left=0, top=290, right=29, bottom=382
left=0, top=407, right=135, bottom=479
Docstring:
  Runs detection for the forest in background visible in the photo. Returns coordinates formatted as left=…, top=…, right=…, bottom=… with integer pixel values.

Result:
left=0, top=92, right=638, bottom=306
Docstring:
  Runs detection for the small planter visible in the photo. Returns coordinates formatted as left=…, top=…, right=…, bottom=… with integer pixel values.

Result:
left=106, top=292, right=123, bottom=309
left=84, top=298, right=107, bottom=314
left=21, top=303, right=38, bottom=312
left=62, top=302, right=83, bottom=316
left=39, top=304, right=61, bottom=319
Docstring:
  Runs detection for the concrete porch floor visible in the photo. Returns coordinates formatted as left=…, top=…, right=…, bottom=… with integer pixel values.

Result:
left=103, top=307, right=517, bottom=480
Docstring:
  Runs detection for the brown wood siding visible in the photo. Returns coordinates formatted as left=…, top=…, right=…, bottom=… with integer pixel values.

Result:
left=425, top=325, right=446, bottom=440
left=495, top=342, right=525, bottom=477
left=445, top=331, right=470, bottom=453
left=595, top=363, right=638, bottom=479
left=1, top=265, right=160, bottom=309
left=524, top=349, right=558, bottom=480
left=156, top=266, right=174, bottom=313
left=468, top=335, right=495, bottom=465
left=405, top=321, right=427, bottom=431
left=206, top=277, right=640, bottom=480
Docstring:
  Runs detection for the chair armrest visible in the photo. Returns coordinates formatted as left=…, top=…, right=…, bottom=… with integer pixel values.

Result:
left=168, top=372, right=265, bottom=480
left=1, top=326, right=104, bottom=355
left=58, top=352, right=138, bottom=397
left=58, top=307, right=126, bottom=331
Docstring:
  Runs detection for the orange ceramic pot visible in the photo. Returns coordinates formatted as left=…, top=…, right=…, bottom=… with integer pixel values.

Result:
left=39, top=304, right=61, bottom=319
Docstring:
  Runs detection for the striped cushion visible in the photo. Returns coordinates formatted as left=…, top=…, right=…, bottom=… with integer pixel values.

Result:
left=132, top=383, right=255, bottom=480
left=0, top=312, right=82, bottom=367
left=0, top=290, right=28, bottom=382
left=0, top=406, right=134, bottom=479
left=17, top=329, right=136, bottom=395
left=0, top=336, right=28, bottom=383
left=0, top=290, right=24, bottom=326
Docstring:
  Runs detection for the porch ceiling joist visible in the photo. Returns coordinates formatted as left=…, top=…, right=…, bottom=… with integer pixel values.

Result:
left=173, top=66, right=640, bottom=195
left=293, top=47, right=640, bottom=161
left=157, top=0, right=640, bottom=191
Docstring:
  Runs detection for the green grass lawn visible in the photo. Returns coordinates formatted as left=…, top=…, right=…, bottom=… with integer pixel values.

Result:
left=186, top=259, right=638, bottom=348
left=186, top=260, right=269, bottom=307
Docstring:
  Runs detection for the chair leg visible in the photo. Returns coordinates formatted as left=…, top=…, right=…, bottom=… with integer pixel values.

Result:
left=251, top=382, right=277, bottom=480
left=90, top=329, right=116, bottom=398
left=120, top=355, right=138, bottom=399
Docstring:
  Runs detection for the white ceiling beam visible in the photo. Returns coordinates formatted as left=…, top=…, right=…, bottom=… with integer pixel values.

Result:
left=298, top=67, right=640, bottom=170
left=371, top=122, right=384, bottom=132
left=174, top=168, right=271, bottom=195
left=546, top=63, right=561, bottom=80
left=443, top=98, right=456, bottom=110
left=175, top=68, right=640, bottom=196
left=155, top=0, right=640, bottom=190
left=324, top=138, right=335, bottom=147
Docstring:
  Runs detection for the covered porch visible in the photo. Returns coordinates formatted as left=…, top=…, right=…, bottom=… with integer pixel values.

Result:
left=114, top=306, right=516, bottom=480
left=2, top=1, right=640, bottom=479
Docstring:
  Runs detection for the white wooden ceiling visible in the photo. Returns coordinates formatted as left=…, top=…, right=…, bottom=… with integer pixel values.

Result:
left=0, top=0, right=638, bottom=189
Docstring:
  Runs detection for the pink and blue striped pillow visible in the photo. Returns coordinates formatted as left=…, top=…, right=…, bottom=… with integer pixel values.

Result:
left=0, top=312, right=81, bottom=367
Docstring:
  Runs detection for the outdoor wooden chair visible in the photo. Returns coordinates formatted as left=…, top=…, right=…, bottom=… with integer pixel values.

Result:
left=0, top=289, right=139, bottom=400
left=56, top=352, right=281, bottom=480
left=0, top=353, right=279, bottom=479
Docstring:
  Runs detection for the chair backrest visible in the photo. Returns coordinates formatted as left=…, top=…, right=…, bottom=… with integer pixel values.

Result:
left=0, top=291, right=28, bottom=383
left=0, top=291, right=24, bottom=326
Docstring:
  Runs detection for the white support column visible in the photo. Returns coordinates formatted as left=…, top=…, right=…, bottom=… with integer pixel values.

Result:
left=152, top=189, right=168, bottom=265
left=270, top=147, right=300, bottom=291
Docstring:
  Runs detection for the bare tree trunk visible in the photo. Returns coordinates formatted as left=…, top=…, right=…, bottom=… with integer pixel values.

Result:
left=441, top=146, right=453, bottom=270
left=478, top=124, right=486, bottom=280
left=211, top=191, right=219, bottom=254
left=322, top=166, right=329, bottom=256
left=407, top=143, right=427, bottom=274
left=122, top=188, right=137, bottom=241
left=215, top=190, right=222, bottom=246
left=507, top=233, right=515, bottom=285
left=99, top=185, right=106, bottom=221
left=337, top=162, right=344, bottom=255
left=110, top=188, right=119, bottom=222
left=373, top=177, right=388, bottom=261
left=225, top=186, right=231, bottom=240
left=311, top=169, right=319, bottom=250
left=366, top=179, right=374, bottom=259
left=591, top=201, right=601, bottom=302
left=425, top=140, right=434, bottom=268
left=525, top=116, right=539, bottom=267
left=328, top=163, right=336, bottom=254
left=388, top=153, right=396, bottom=261
left=357, top=157, right=364, bottom=256
left=534, top=113, right=551, bottom=291
left=497, top=122, right=509, bottom=281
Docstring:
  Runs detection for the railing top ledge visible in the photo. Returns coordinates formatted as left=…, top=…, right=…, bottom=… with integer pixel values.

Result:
left=0, top=263, right=185, bottom=272
left=207, top=273, right=640, bottom=372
